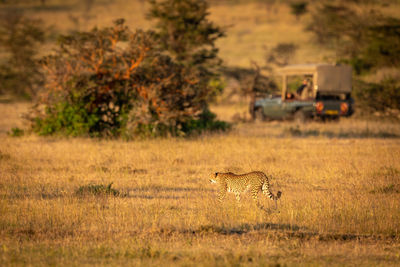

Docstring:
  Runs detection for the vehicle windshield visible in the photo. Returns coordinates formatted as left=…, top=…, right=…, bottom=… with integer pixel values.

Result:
left=284, top=75, right=313, bottom=100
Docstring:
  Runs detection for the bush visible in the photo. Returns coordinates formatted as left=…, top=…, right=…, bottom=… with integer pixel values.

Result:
left=8, top=127, right=24, bottom=137
left=289, top=2, right=308, bottom=21
left=33, top=101, right=100, bottom=136
left=148, top=0, right=225, bottom=65
left=181, top=109, right=231, bottom=136
left=31, top=19, right=228, bottom=137
left=265, top=42, right=298, bottom=67
left=353, top=78, right=400, bottom=113
left=307, top=3, right=400, bottom=74
left=32, top=20, right=146, bottom=136
left=147, top=0, right=225, bottom=101
left=0, top=10, right=45, bottom=99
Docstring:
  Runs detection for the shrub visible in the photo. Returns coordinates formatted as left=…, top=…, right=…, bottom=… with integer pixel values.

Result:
left=289, top=2, right=308, bottom=21
left=33, top=20, right=147, bottom=136
left=33, top=101, right=100, bottom=136
left=147, top=0, right=225, bottom=102
left=180, top=109, right=231, bottom=136
left=265, top=42, right=298, bottom=67
left=148, top=0, right=225, bottom=65
left=8, top=127, right=24, bottom=137
left=0, top=10, right=45, bottom=99
left=32, top=19, right=228, bottom=137
left=353, top=78, right=400, bottom=114
left=307, top=3, right=400, bottom=73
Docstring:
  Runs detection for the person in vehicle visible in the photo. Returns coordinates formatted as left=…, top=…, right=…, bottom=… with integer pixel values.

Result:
left=286, top=92, right=295, bottom=100
left=296, top=79, right=308, bottom=96
left=295, top=78, right=312, bottom=99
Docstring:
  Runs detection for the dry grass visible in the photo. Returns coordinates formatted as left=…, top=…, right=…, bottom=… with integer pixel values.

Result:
left=2, top=0, right=400, bottom=68
left=1, top=102, right=400, bottom=266
left=7, top=0, right=343, bottom=67
left=5, top=0, right=398, bottom=72
left=1, top=1, right=400, bottom=265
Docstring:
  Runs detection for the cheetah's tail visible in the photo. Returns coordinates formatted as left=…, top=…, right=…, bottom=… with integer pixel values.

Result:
left=262, top=180, right=282, bottom=201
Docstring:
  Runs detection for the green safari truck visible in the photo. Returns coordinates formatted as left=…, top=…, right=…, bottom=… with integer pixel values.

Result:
left=253, top=64, right=354, bottom=122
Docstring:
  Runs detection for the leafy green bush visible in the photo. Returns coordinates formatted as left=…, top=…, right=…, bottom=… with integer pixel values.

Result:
left=147, top=0, right=225, bottom=101
left=8, top=127, right=24, bottom=137
left=353, top=78, right=400, bottom=113
left=31, top=18, right=227, bottom=138
left=33, top=101, right=100, bottom=136
left=31, top=1, right=228, bottom=138
left=148, top=0, right=225, bottom=65
left=181, top=109, right=231, bottom=136
left=130, top=109, right=230, bottom=138
left=32, top=20, right=149, bottom=137
left=307, top=3, right=400, bottom=74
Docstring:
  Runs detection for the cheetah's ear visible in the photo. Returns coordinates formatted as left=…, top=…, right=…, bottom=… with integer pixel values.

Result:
left=215, top=172, right=218, bottom=177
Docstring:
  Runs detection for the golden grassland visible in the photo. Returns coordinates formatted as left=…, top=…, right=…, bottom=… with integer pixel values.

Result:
left=8, top=0, right=374, bottom=66
left=4, top=0, right=400, bottom=71
left=9, top=0, right=396, bottom=75
left=1, top=0, right=400, bottom=265
left=1, top=102, right=400, bottom=266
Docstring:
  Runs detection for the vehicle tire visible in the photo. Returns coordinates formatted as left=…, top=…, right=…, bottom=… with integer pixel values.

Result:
left=294, top=109, right=308, bottom=124
left=331, top=116, right=340, bottom=122
left=254, top=108, right=265, bottom=122
left=324, top=116, right=340, bottom=123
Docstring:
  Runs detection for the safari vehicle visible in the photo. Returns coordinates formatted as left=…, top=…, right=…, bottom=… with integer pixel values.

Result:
left=253, top=64, right=354, bottom=122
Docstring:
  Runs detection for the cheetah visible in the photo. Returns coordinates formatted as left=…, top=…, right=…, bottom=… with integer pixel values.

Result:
left=210, top=171, right=282, bottom=208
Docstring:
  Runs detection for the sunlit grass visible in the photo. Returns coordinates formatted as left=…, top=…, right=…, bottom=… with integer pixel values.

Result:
left=7, top=0, right=344, bottom=67
left=1, top=0, right=400, bottom=264
left=1, top=103, right=400, bottom=265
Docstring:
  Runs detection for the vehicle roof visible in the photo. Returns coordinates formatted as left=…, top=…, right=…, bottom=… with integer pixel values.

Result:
left=278, top=64, right=353, bottom=93
left=277, top=63, right=340, bottom=75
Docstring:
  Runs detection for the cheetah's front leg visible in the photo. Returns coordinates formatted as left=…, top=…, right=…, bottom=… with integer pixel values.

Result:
left=217, top=190, right=226, bottom=202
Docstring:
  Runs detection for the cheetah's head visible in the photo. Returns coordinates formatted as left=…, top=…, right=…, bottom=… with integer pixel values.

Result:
left=209, top=172, right=219, bottom=183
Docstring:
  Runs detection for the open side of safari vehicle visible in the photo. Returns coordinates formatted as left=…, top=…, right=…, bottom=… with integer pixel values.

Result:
left=253, top=64, right=354, bottom=122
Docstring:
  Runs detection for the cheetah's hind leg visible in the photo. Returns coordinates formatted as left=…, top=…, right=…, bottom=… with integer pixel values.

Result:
left=274, top=191, right=282, bottom=211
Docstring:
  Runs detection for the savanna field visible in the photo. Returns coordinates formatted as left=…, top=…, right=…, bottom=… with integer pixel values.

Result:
left=1, top=102, right=400, bottom=266
left=1, top=0, right=400, bottom=266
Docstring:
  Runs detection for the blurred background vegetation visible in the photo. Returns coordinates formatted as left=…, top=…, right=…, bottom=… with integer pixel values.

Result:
left=0, top=0, right=399, bottom=136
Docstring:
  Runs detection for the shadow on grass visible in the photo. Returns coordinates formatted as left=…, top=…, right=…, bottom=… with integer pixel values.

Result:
left=119, top=167, right=147, bottom=174
left=194, top=222, right=305, bottom=235
left=283, top=127, right=400, bottom=139
left=128, top=186, right=214, bottom=193
left=126, top=186, right=214, bottom=199
left=2, top=184, right=213, bottom=200
left=369, top=184, right=400, bottom=194
left=88, top=165, right=148, bottom=174
left=190, top=224, right=399, bottom=241
left=127, top=194, right=186, bottom=200
left=0, top=192, right=65, bottom=200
